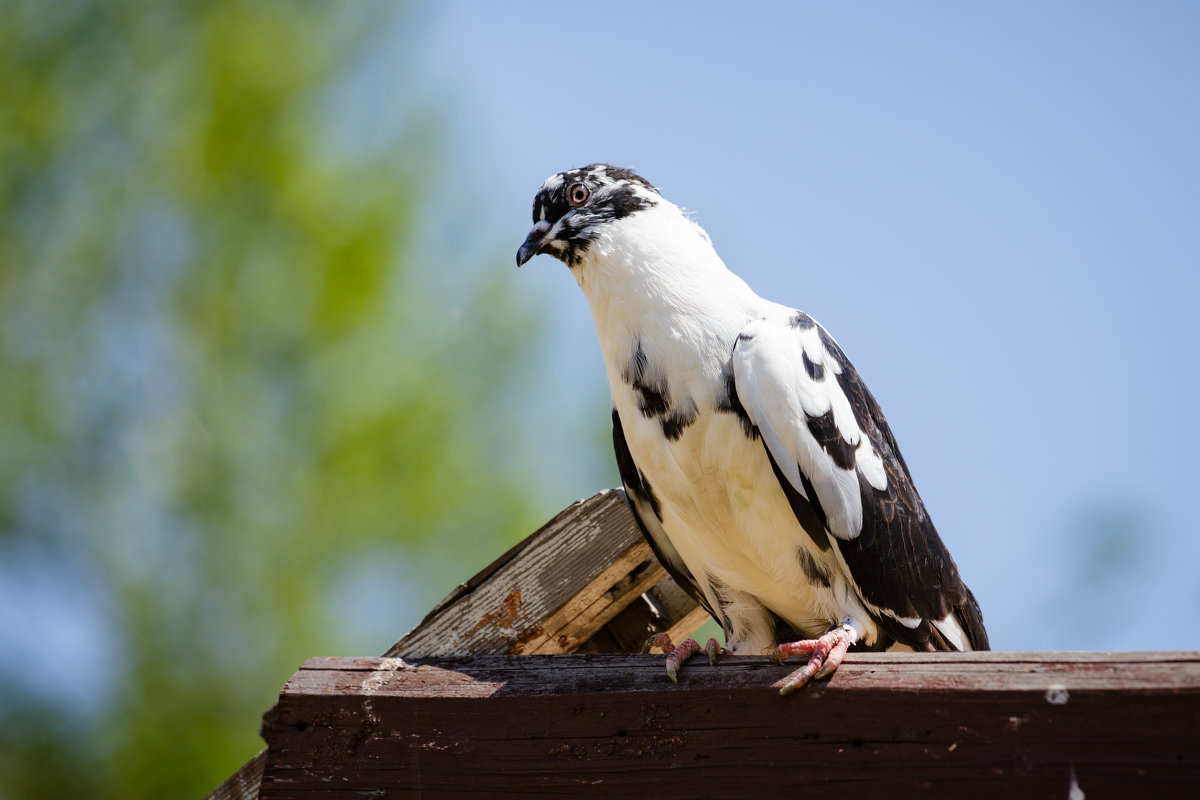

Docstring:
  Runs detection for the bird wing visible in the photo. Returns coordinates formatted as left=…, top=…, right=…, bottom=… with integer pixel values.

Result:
left=611, top=407, right=721, bottom=626
left=731, top=311, right=988, bottom=651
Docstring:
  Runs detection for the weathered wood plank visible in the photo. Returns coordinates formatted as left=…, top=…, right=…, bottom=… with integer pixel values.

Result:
left=261, top=652, right=1200, bottom=798
left=524, top=541, right=663, bottom=654
left=210, top=490, right=707, bottom=800
left=579, top=573, right=711, bottom=653
left=204, top=753, right=265, bottom=800
left=384, top=490, right=699, bottom=658
left=204, top=750, right=265, bottom=800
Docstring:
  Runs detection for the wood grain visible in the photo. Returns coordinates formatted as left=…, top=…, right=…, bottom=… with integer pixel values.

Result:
left=383, top=490, right=685, bottom=657
left=260, top=652, right=1200, bottom=799
left=209, top=490, right=707, bottom=800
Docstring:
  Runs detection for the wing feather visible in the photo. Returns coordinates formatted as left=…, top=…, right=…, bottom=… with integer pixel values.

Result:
left=731, top=313, right=988, bottom=651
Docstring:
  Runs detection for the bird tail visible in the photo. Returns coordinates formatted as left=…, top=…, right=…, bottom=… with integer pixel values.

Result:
left=954, top=587, right=990, bottom=651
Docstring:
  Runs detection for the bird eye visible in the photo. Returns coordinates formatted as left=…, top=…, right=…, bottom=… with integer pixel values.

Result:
left=567, top=182, right=591, bottom=206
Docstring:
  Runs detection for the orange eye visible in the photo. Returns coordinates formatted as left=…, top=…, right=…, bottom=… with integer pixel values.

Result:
left=567, top=182, right=590, bottom=206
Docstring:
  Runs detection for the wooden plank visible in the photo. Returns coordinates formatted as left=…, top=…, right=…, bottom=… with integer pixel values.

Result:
left=384, top=490, right=691, bottom=657
left=210, top=490, right=707, bottom=799
left=260, top=652, right=1200, bottom=798
left=204, top=750, right=264, bottom=800
left=652, top=576, right=713, bottom=646
left=584, top=574, right=712, bottom=653
left=524, top=541, right=663, bottom=653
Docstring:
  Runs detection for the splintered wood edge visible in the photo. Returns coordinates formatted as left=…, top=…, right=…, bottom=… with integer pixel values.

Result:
left=203, top=750, right=265, bottom=800
left=384, top=491, right=691, bottom=662
left=525, top=541, right=665, bottom=653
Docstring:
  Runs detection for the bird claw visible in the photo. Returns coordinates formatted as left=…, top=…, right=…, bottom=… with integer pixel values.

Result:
left=642, top=632, right=672, bottom=654
left=774, top=624, right=854, bottom=695
left=644, top=633, right=723, bottom=684
left=705, top=637, right=721, bottom=666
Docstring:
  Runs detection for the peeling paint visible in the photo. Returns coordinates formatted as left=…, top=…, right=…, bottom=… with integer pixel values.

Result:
left=362, top=658, right=410, bottom=695
left=469, top=589, right=527, bottom=637
left=1045, top=684, right=1070, bottom=705
left=1068, top=764, right=1085, bottom=799
left=360, top=658, right=411, bottom=730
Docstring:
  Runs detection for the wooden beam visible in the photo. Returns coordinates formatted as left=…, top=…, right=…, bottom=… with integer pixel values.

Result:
left=208, top=490, right=709, bottom=800
left=580, top=573, right=711, bottom=653
left=205, top=751, right=265, bottom=800
left=260, top=651, right=1200, bottom=798
left=383, top=489, right=701, bottom=658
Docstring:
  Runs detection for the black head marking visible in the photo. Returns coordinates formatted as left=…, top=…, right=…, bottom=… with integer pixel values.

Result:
left=516, top=164, right=660, bottom=268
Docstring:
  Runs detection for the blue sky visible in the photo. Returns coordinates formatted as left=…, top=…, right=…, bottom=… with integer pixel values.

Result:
left=3, top=4, right=1197, bottom=720
left=404, top=2, right=1200, bottom=650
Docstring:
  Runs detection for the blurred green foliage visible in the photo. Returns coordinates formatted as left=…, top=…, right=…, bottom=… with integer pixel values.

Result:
left=0, top=1, right=548, bottom=796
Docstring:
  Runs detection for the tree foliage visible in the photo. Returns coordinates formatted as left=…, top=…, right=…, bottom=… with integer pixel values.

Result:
left=0, top=1, right=545, bottom=796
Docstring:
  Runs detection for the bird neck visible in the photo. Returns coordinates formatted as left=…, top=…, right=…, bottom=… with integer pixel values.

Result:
left=572, top=204, right=762, bottom=387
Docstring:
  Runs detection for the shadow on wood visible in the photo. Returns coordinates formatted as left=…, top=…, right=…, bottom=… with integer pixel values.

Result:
left=260, top=652, right=1200, bottom=798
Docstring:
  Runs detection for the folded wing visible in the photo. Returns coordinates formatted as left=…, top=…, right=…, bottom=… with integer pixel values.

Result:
left=731, top=311, right=988, bottom=651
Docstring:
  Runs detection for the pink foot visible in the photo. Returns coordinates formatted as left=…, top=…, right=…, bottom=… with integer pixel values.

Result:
left=643, top=632, right=722, bottom=684
left=772, top=623, right=855, bottom=695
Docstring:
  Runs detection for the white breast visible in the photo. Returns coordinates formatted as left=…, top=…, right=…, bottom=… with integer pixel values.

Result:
left=620, top=387, right=869, bottom=652
left=572, top=202, right=881, bottom=652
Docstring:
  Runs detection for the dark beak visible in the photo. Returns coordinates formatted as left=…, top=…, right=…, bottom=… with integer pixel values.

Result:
left=516, top=220, right=553, bottom=268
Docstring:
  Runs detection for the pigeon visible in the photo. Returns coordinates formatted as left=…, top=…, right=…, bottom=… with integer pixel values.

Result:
left=517, top=164, right=988, bottom=693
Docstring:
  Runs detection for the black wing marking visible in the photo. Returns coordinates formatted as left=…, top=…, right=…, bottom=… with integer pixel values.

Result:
left=732, top=316, right=988, bottom=652
left=816, top=330, right=988, bottom=651
left=611, top=408, right=719, bottom=626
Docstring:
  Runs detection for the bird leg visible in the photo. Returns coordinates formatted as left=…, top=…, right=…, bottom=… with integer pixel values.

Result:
left=643, top=632, right=722, bottom=684
left=772, top=618, right=861, bottom=695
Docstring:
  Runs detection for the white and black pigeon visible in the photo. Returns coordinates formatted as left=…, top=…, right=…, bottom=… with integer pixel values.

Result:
left=517, top=164, right=988, bottom=693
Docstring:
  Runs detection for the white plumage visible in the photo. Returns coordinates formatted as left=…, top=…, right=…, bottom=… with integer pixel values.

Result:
left=518, top=164, right=987, bottom=688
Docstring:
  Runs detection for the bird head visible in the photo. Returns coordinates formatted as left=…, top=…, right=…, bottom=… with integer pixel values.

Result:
left=516, top=164, right=661, bottom=268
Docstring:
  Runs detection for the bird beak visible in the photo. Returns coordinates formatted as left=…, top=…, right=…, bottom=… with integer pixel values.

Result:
left=516, top=220, right=553, bottom=268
